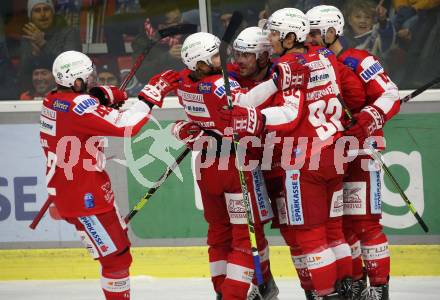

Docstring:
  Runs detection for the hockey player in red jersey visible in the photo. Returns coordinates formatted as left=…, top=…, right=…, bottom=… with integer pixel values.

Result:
left=171, top=31, right=306, bottom=300
left=40, top=50, right=179, bottom=300
left=307, top=5, right=401, bottom=300
left=231, top=8, right=353, bottom=299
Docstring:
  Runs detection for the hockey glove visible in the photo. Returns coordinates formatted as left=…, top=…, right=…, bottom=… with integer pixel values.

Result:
left=171, top=120, right=204, bottom=150
left=89, top=85, right=128, bottom=108
left=273, top=60, right=310, bottom=91
left=219, top=106, right=265, bottom=139
left=138, top=70, right=180, bottom=108
left=344, top=105, right=385, bottom=140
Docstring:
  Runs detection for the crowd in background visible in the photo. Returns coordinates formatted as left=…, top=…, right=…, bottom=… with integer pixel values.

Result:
left=0, top=0, right=439, bottom=100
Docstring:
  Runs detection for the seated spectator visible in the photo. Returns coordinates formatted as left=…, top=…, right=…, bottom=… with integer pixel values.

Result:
left=97, top=63, right=120, bottom=86
left=19, top=0, right=81, bottom=91
left=19, top=56, right=55, bottom=100
left=343, top=0, right=396, bottom=63
left=131, top=4, right=186, bottom=85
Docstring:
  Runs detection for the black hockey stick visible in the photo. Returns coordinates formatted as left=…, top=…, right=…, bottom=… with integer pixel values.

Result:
left=120, top=23, right=198, bottom=91
left=400, top=75, right=440, bottom=104
left=321, top=55, right=429, bottom=233
left=124, top=147, right=191, bottom=224
left=219, top=11, right=266, bottom=298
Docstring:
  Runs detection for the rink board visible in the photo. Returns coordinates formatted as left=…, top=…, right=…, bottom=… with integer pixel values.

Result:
left=0, top=245, right=439, bottom=280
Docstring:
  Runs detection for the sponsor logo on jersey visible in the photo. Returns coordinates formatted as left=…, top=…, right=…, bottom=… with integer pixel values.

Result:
left=343, top=56, right=359, bottom=72
left=343, top=182, right=367, bottom=215
left=214, top=79, right=240, bottom=98
left=285, top=170, right=304, bottom=225
left=182, top=100, right=211, bottom=118
left=317, top=47, right=333, bottom=57
left=73, top=98, right=98, bottom=115
left=360, top=61, right=383, bottom=82
left=307, top=60, right=325, bottom=71
left=194, top=120, right=215, bottom=128
left=197, top=82, right=212, bottom=94
left=306, top=85, right=334, bottom=101
left=84, top=193, right=95, bottom=209
left=40, top=116, right=56, bottom=136
left=52, top=99, right=70, bottom=112
left=79, top=216, right=117, bottom=256
left=330, top=189, right=344, bottom=217
left=251, top=168, right=273, bottom=221
left=41, top=106, right=57, bottom=120
left=308, top=70, right=330, bottom=88
left=225, top=193, right=250, bottom=224
left=177, top=89, right=204, bottom=103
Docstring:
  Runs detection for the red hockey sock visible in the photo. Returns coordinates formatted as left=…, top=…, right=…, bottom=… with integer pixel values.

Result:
left=354, top=220, right=390, bottom=286
left=209, top=246, right=229, bottom=294
left=290, top=245, right=314, bottom=291
left=327, top=218, right=352, bottom=281
left=222, top=252, right=254, bottom=300
left=101, top=273, right=130, bottom=300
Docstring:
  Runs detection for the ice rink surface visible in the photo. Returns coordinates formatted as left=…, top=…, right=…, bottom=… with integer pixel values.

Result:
left=0, top=276, right=438, bottom=299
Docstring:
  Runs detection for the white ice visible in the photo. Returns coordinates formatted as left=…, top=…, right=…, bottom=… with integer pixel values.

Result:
left=0, top=276, right=438, bottom=299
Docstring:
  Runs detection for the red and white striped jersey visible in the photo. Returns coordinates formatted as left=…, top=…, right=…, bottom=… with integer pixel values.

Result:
left=40, top=90, right=151, bottom=218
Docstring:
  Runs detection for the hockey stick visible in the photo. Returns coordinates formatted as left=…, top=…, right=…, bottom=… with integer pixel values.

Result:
left=219, top=11, right=266, bottom=298
left=120, top=23, right=198, bottom=91
left=400, top=75, right=440, bottom=104
left=321, top=55, right=429, bottom=233
left=124, top=147, right=191, bottom=223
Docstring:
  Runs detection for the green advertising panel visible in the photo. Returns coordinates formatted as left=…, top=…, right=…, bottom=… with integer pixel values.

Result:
left=127, top=113, right=440, bottom=239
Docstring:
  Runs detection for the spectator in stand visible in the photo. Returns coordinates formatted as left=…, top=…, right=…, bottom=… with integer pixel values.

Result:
left=343, top=0, right=396, bottom=63
left=393, top=0, right=440, bottom=88
left=19, top=0, right=81, bottom=92
left=20, top=56, right=55, bottom=100
left=97, top=64, right=120, bottom=87
left=0, top=15, right=18, bottom=100
left=131, top=4, right=185, bottom=85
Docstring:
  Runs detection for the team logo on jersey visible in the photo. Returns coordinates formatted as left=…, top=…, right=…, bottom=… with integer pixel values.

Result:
left=360, top=60, right=383, bottom=82
left=197, top=82, right=212, bottom=94
left=52, top=99, right=70, bottom=112
left=285, top=170, right=304, bottom=225
left=73, top=97, right=98, bottom=115
left=84, top=193, right=95, bottom=209
left=343, top=57, right=359, bottom=72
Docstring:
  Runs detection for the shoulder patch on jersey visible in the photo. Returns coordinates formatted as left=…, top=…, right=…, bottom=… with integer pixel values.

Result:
left=52, top=99, right=71, bottom=112
left=213, top=78, right=240, bottom=98
left=73, top=95, right=99, bottom=115
left=317, top=47, right=334, bottom=57
left=343, top=56, right=359, bottom=72
left=360, top=56, right=384, bottom=82
left=197, top=82, right=212, bottom=94
left=41, top=106, right=57, bottom=120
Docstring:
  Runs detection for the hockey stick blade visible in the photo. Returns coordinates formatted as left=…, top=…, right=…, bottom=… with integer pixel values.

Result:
left=401, top=75, right=440, bottom=103
left=158, top=23, right=198, bottom=39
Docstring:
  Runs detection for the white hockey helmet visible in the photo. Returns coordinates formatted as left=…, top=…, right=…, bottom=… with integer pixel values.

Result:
left=181, top=32, right=221, bottom=71
left=306, top=5, right=344, bottom=36
left=266, top=8, right=310, bottom=43
left=52, top=50, right=94, bottom=88
left=233, top=27, right=272, bottom=60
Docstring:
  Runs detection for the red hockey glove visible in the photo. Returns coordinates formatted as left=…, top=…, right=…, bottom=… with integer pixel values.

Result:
left=171, top=120, right=204, bottom=149
left=273, top=60, right=310, bottom=91
left=138, top=70, right=180, bottom=108
left=219, top=106, right=265, bottom=139
left=89, top=85, right=128, bottom=108
left=344, top=105, right=385, bottom=140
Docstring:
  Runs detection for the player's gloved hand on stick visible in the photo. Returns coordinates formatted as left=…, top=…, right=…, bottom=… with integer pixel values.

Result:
left=171, top=120, right=204, bottom=150
left=344, top=105, right=385, bottom=140
left=273, top=60, right=310, bottom=91
left=219, top=105, right=265, bottom=139
left=138, top=70, right=180, bottom=108
left=89, top=85, right=128, bottom=108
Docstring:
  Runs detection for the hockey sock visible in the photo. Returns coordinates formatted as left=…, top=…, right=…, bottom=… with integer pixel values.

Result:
left=355, top=220, right=390, bottom=286
left=327, top=218, right=352, bottom=281
left=284, top=226, right=338, bottom=296
left=101, top=271, right=130, bottom=300
left=209, top=245, right=229, bottom=294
